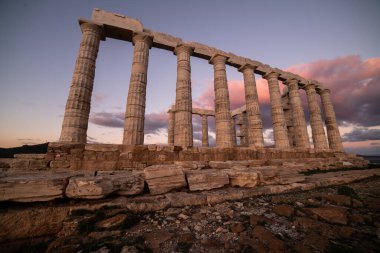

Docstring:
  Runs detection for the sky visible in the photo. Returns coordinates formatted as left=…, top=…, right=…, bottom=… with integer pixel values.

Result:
left=0, top=0, right=379, bottom=155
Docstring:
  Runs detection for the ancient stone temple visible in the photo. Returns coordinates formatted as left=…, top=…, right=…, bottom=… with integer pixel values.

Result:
left=56, top=8, right=347, bottom=162
left=1, top=10, right=377, bottom=251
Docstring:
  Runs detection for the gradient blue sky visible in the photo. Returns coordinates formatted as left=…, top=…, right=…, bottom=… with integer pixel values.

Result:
left=0, top=0, right=379, bottom=155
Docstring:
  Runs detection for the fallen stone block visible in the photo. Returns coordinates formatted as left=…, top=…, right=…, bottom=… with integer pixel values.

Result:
left=0, top=172, right=81, bottom=202
left=96, top=171, right=145, bottom=196
left=65, top=176, right=114, bottom=199
left=186, top=169, right=229, bottom=191
left=66, top=171, right=145, bottom=199
left=144, top=165, right=187, bottom=195
left=304, top=206, right=348, bottom=225
left=165, top=192, right=207, bottom=207
left=223, top=168, right=259, bottom=187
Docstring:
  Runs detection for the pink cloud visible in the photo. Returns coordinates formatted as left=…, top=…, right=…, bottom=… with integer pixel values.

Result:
left=286, top=55, right=380, bottom=126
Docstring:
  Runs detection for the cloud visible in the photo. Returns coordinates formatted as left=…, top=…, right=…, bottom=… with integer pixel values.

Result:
left=89, top=111, right=168, bottom=135
left=342, top=128, right=380, bottom=142
left=89, top=112, right=124, bottom=128
left=287, top=55, right=380, bottom=127
left=143, top=112, right=168, bottom=134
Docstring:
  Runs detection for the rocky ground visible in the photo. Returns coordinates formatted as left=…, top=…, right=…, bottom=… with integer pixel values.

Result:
left=11, top=176, right=378, bottom=253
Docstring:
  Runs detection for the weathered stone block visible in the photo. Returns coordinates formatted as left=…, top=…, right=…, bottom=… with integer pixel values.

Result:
left=65, top=176, right=114, bottom=199
left=186, top=169, right=229, bottom=191
left=144, top=165, right=187, bottom=195
left=0, top=172, right=80, bottom=202
left=223, top=168, right=259, bottom=187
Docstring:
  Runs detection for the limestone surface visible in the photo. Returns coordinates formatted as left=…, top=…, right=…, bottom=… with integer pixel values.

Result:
left=144, top=165, right=187, bottom=195
left=186, top=169, right=229, bottom=191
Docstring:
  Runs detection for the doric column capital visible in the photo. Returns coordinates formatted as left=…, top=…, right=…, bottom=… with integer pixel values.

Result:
left=209, top=53, right=229, bottom=65
left=238, top=64, right=258, bottom=73
left=79, top=21, right=105, bottom=40
left=263, top=71, right=280, bottom=80
left=284, top=78, right=300, bottom=91
left=304, top=82, right=316, bottom=91
left=174, top=43, right=194, bottom=56
left=132, top=32, right=153, bottom=48
left=318, top=88, right=331, bottom=95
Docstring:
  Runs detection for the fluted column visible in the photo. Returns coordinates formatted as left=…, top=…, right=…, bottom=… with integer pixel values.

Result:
left=238, top=64, right=264, bottom=148
left=281, top=90, right=295, bottom=147
left=319, top=89, right=344, bottom=151
left=173, top=44, right=194, bottom=147
left=167, top=107, right=175, bottom=145
left=285, top=79, right=310, bottom=148
left=123, top=33, right=153, bottom=145
left=201, top=114, right=209, bottom=147
left=263, top=71, right=290, bottom=149
left=304, top=83, right=328, bottom=150
left=231, top=116, right=237, bottom=146
left=209, top=54, right=233, bottom=147
left=60, top=22, right=104, bottom=143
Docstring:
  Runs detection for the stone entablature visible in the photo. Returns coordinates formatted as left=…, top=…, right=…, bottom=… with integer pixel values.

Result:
left=59, top=8, right=344, bottom=152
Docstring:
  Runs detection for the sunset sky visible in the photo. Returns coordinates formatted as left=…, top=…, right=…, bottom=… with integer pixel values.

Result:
left=0, top=0, right=379, bottom=155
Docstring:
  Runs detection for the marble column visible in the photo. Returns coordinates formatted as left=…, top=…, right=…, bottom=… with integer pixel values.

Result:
left=263, top=71, right=290, bottom=149
left=123, top=33, right=153, bottom=145
left=201, top=114, right=209, bottom=147
left=231, top=116, right=237, bottom=146
left=167, top=107, right=175, bottom=145
left=304, top=83, right=328, bottom=150
left=60, top=22, right=104, bottom=143
left=319, top=89, right=344, bottom=151
left=281, top=90, right=295, bottom=147
left=209, top=54, right=233, bottom=148
left=238, top=64, right=264, bottom=148
left=285, top=79, right=310, bottom=148
left=173, top=44, right=194, bottom=147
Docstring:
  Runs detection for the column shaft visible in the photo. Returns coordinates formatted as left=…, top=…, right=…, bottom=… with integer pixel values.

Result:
left=210, top=54, right=233, bottom=148
left=239, top=65, right=264, bottom=148
left=305, top=83, right=328, bottom=150
left=123, top=33, right=152, bottom=145
left=167, top=108, right=175, bottom=145
left=319, top=89, right=344, bottom=151
left=264, top=72, right=290, bottom=149
left=174, top=45, right=194, bottom=147
left=231, top=116, right=237, bottom=146
left=281, top=91, right=295, bottom=147
left=60, top=23, right=103, bottom=143
left=201, top=114, right=209, bottom=147
left=286, top=79, right=310, bottom=148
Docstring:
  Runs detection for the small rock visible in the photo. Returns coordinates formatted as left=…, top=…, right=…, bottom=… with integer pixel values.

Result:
left=120, top=246, right=139, bottom=253
left=216, top=227, right=224, bottom=233
left=194, top=225, right=202, bottom=232
left=95, top=214, right=127, bottom=229
left=305, top=206, right=348, bottom=225
left=178, top=213, right=189, bottom=220
left=231, top=222, right=245, bottom=233
left=272, top=205, right=295, bottom=218
left=295, top=201, right=304, bottom=208
left=250, top=214, right=272, bottom=226
left=182, top=226, right=190, bottom=232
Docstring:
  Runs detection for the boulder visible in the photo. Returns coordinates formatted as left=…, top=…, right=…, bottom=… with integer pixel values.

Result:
left=304, top=206, right=348, bottom=225
left=96, top=171, right=145, bottom=196
left=165, top=192, right=207, bottom=207
left=0, top=206, right=69, bottom=242
left=65, top=176, right=114, bottom=199
left=0, top=171, right=81, bottom=202
left=186, top=169, right=229, bottom=191
left=144, top=165, right=187, bottom=195
left=272, top=205, right=295, bottom=218
left=223, top=168, right=259, bottom=187
left=66, top=171, right=145, bottom=199
left=251, top=225, right=287, bottom=252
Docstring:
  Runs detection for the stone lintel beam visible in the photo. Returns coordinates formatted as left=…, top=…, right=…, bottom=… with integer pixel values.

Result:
left=192, top=108, right=215, bottom=116
left=231, top=105, right=247, bottom=117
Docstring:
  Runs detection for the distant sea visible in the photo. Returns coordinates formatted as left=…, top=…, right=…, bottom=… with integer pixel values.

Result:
left=360, top=156, right=380, bottom=164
